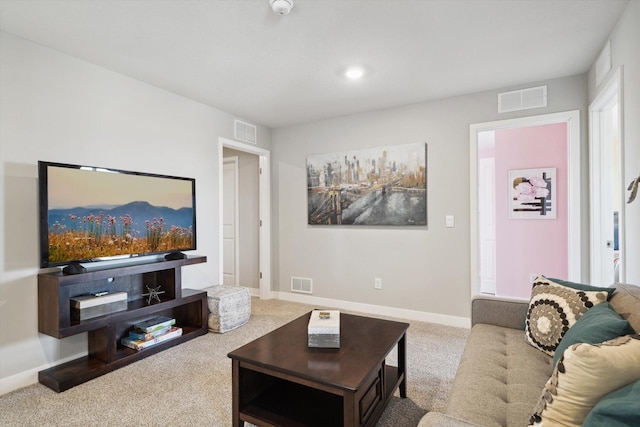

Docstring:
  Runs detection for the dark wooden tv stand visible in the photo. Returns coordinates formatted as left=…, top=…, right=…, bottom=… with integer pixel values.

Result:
left=37, top=255, right=208, bottom=392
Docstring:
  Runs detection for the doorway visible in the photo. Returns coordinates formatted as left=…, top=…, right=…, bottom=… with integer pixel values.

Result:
left=589, top=68, right=625, bottom=286
left=470, top=111, right=581, bottom=298
left=219, top=137, right=272, bottom=299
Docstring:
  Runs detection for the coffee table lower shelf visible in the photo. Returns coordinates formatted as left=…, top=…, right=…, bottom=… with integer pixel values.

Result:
left=241, top=380, right=344, bottom=427
left=236, top=363, right=404, bottom=427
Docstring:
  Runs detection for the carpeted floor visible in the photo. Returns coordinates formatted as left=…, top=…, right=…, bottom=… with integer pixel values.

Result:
left=0, top=298, right=469, bottom=426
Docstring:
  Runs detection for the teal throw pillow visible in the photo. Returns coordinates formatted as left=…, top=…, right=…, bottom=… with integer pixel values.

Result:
left=583, top=380, right=640, bottom=427
left=552, top=302, right=635, bottom=367
left=545, top=276, right=616, bottom=300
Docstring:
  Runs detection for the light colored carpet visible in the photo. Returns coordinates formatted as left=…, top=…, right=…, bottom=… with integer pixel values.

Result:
left=0, top=298, right=468, bottom=426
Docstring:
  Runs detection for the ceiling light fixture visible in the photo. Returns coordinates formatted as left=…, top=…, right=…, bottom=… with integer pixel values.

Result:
left=345, top=66, right=365, bottom=80
left=270, top=0, right=293, bottom=15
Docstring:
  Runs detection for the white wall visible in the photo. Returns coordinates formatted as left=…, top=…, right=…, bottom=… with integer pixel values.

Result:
left=0, top=32, right=271, bottom=393
left=271, top=74, right=588, bottom=321
left=223, top=148, right=260, bottom=289
left=588, top=1, right=640, bottom=284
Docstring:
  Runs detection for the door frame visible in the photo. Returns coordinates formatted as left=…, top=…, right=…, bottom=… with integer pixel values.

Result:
left=219, top=137, right=272, bottom=299
left=589, top=67, right=625, bottom=285
left=469, top=110, right=581, bottom=297
left=222, top=156, right=240, bottom=286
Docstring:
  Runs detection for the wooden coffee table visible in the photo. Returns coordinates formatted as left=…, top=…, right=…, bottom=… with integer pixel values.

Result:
left=228, top=311, right=409, bottom=427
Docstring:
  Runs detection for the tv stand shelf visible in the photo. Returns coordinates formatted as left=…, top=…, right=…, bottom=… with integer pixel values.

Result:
left=38, top=255, right=208, bottom=392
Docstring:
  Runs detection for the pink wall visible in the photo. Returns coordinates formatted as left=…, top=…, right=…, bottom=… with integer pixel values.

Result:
left=495, top=123, right=568, bottom=298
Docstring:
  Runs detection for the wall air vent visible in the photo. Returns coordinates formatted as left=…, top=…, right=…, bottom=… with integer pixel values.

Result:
left=498, top=85, right=547, bottom=113
left=291, top=276, right=313, bottom=294
left=234, top=119, right=257, bottom=144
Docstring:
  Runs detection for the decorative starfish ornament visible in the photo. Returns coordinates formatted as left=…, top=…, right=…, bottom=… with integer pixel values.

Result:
left=142, top=285, right=165, bottom=304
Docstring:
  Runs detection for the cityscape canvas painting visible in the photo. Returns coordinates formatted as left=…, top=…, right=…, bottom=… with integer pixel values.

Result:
left=509, top=168, right=556, bottom=219
left=307, top=143, right=427, bottom=226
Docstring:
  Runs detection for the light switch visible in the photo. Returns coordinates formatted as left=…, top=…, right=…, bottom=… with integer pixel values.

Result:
left=446, top=215, right=455, bottom=228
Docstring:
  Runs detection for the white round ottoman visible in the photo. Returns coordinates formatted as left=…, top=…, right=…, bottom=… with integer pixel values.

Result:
left=203, top=285, right=251, bottom=333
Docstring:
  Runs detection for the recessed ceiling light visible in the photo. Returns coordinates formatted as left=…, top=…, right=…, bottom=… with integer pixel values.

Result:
left=345, top=66, right=365, bottom=80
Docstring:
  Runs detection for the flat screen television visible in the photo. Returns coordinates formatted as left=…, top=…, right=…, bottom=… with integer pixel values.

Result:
left=38, top=161, right=196, bottom=269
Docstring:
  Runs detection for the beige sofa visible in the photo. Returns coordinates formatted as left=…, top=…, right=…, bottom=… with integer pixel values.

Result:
left=419, top=282, right=640, bottom=427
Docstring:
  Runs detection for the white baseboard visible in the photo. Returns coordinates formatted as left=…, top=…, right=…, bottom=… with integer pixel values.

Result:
left=0, top=351, right=84, bottom=396
left=0, top=369, right=39, bottom=396
left=272, top=291, right=471, bottom=329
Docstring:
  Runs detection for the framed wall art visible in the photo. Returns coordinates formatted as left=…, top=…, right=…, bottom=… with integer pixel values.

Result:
left=306, top=143, right=427, bottom=226
left=509, top=168, right=556, bottom=219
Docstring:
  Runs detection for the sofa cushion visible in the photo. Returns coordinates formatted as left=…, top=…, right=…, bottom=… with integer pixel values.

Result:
left=446, top=324, right=553, bottom=427
left=529, top=335, right=640, bottom=427
left=525, top=276, right=610, bottom=356
left=583, top=379, right=640, bottom=427
left=417, top=412, right=481, bottom=427
left=552, top=301, right=635, bottom=368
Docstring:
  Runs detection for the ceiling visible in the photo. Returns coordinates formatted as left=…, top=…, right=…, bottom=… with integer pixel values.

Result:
left=0, top=0, right=629, bottom=129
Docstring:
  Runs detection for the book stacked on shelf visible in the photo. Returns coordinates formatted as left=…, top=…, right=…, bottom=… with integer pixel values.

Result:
left=71, top=291, right=128, bottom=321
left=121, top=315, right=182, bottom=351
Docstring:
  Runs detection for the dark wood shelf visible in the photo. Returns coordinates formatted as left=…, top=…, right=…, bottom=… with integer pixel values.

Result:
left=384, top=364, right=401, bottom=398
left=241, top=379, right=344, bottom=427
left=38, top=322, right=207, bottom=392
left=37, top=255, right=208, bottom=392
left=57, top=288, right=205, bottom=338
left=42, top=255, right=207, bottom=286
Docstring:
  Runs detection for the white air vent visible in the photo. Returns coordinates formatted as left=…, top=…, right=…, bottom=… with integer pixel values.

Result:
left=291, top=276, right=313, bottom=294
left=234, top=119, right=257, bottom=144
left=498, top=86, right=547, bottom=113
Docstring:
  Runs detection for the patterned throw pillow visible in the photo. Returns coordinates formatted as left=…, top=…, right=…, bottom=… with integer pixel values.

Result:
left=525, top=276, right=610, bottom=356
left=529, top=335, right=640, bottom=427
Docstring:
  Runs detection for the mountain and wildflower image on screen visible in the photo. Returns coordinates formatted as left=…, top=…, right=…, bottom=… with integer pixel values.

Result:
left=46, top=166, right=194, bottom=263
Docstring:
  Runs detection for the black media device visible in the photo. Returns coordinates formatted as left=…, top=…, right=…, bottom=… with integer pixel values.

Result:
left=165, top=252, right=187, bottom=261
left=62, top=261, right=87, bottom=275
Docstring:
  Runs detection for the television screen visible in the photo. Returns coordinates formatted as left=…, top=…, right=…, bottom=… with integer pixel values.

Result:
left=38, top=161, right=196, bottom=268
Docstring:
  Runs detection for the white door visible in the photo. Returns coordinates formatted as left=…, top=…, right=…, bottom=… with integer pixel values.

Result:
left=478, top=156, right=496, bottom=294
left=590, top=69, right=624, bottom=285
left=223, top=157, right=239, bottom=286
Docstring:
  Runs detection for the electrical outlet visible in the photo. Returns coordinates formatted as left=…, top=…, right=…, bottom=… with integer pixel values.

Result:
left=374, top=278, right=382, bottom=290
